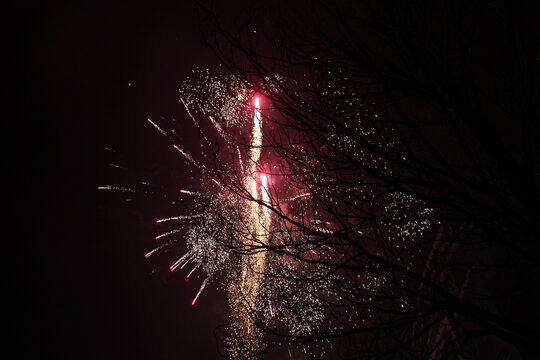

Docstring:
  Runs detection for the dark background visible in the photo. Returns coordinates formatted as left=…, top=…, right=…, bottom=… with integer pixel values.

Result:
left=21, top=1, right=228, bottom=359
left=18, top=1, right=539, bottom=359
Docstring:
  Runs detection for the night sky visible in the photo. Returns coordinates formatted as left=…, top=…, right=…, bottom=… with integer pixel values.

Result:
left=19, top=1, right=540, bottom=359
left=22, top=2, right=228, bottom=359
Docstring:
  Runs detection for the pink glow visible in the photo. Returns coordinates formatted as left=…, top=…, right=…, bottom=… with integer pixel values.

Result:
left=260, top=173, right=268, bottom=186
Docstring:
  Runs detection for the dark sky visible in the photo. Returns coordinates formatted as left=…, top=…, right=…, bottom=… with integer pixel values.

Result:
left=21, top=2, right=228, bottom=359
left=19, top=1, right=539, bottom=359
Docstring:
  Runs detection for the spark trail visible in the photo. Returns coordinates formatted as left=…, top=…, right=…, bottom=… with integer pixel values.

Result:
left=228, top=97, right=272, bottom=356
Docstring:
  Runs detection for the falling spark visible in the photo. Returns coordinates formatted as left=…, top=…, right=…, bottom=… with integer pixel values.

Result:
left=145, top=243, right=167, bottom=258
left=173, top=145, right=200, bottom=167
left=209, top=115, right=226, bottom=139
left=192, top=277, right=210, bottom=305
left=179, top=189, right=200, bottom=196
left=286, top=193, right=311, bottom=201
left=155, top=228, right=181, bottom=240
left=237, top=147, right=244, bottom=172
left=147, top=118, right=168, bottom=136
left=108, top=163, right=126, bottom=170
left=97, top=185, right=136, bottom=193
left=187, top=263, right=201, bottom=278
left=156, top=214, right=202, bottom=224
left=169, top=252, right=192, bottom=272
left=211, top=178, right=225, bottom=188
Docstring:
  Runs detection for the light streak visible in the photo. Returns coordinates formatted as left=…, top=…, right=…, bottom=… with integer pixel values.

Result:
left=187, top=263, right=201, bottom=278
left=192, top=277, right=209, bottom=305
left=155, top=228, right=181, bottom=240
left=156, top=215, right=202, bottom=224
left=146, top=118, right=168, bottom=136
left=237, top=146, right=244, bottom=171
left=169, top=252, right=192, bottom=272
left=145, top=244, right=167, bottom=258
left=173, top=145, right=199, bottom=167
left=209, top=115, right=226, bottom=139
left=228, top=96, right=273, bottom=352
left=179, top=189, right=200, bottom=196
left=97, top=185, right=136, bottom=193
left=286, top=193, right=311, bottom=201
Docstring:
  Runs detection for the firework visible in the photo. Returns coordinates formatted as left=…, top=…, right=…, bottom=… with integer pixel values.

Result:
left=100, top=68, right=434, bottom=359
left=226, top=96, right=273, bottom=355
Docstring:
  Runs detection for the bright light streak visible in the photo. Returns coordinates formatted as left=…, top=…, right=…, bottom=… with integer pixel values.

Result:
left=173, top=145, right=199, bottom=167
left=286, top=193, right=311, bottom=201
left=147, top=118, right=168, bottom=136
left=156, top=214, right=202, bottom=223
left=179, top=189, right=200, bottom=196
left=145, top=244, right=167, bottom=258
left=155, top=229, right=181, bottom=240
left=192, top=277, right=209, bottom=305
left=228, top=96, right=273, bottom=346
left=169, top=253, right=192, bottom=272
left=187, top=263, right=201, bottom=279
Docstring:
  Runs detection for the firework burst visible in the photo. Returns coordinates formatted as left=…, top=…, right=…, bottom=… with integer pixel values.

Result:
left=100, top=68, right=434, bottom=359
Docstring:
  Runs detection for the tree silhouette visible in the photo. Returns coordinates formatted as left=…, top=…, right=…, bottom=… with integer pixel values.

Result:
left=167, top=0, right=540, bottom=358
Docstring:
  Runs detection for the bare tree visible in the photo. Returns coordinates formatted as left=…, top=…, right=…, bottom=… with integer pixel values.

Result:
left=138, top=1, right=540, bottom=358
